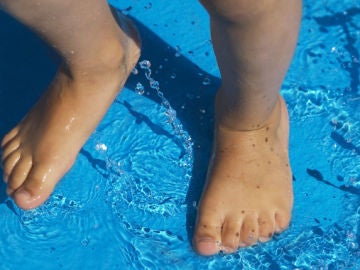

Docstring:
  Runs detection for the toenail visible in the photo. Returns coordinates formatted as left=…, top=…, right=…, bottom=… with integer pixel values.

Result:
left=238, top=242, right=246, bottom=248
left=196, top=237, right=219, bottom=246
left=221, top=246, right=235, bottom=253
left=15, top=189, right=32, bottom=202
left=194, top=238, right=221, bottom=255
left=259, top=237, right=270, bottom=242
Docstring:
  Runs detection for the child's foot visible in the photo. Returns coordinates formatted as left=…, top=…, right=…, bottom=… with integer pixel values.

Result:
left=193, top=96, right=293, bottom=256
left=1, top=13, right=140, bottom=210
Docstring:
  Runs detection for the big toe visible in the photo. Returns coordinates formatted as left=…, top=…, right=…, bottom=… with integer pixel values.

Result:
left=193, top=215, right=222, bottom=256
left=13, top=166, right=57, bottom=210
left=6, top=155, right=33, bottom=193
left=194, top=238, right=221, bottom=256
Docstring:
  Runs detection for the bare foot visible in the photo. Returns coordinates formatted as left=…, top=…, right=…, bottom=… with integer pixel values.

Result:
left=193, top=96, right=293, bottom=256
left=1, top=13, right=140, bottom=210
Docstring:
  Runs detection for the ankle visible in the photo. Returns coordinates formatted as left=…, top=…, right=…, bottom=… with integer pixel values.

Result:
left=215, top=92, right=282, bottom=132
left=64, top=38, right=139, bottom=77
left=61, top=13, right=141, bottom=82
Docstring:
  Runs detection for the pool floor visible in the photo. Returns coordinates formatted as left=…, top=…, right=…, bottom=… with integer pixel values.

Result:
left=0, top=0, right=360, bottom=269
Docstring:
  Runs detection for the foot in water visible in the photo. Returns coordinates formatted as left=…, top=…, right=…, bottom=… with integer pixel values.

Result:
left=193, top=96, right=293, bottom=255
left=1, top=13, right=140, bottom=210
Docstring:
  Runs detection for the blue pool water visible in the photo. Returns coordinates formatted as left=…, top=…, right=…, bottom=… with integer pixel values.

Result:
left=0, top=0, right=360, bottom=269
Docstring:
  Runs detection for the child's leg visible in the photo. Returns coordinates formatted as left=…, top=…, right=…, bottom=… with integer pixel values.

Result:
left=193, top=0, right=301, bottom=255
left=0, top=0, right=140, bottom=209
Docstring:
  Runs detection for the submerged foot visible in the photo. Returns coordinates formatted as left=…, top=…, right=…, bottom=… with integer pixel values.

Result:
left=1, top=12, right=140, bottom=210
left=193, top=96, right=293, bottom=256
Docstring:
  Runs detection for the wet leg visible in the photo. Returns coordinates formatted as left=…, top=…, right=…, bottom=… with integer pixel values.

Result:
left=0, top=0, right=140, bottom=209
left=193, top=0, right=302, bottom=255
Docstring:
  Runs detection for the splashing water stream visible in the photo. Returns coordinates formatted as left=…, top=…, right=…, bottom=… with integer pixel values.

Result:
left=137, top=59, right=193, bottom=167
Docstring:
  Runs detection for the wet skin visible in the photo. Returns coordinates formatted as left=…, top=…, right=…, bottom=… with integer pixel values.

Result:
left=0, top=0, right=300, bottom=256
left=193, top=96, right=293, bottom=255
left=1, top=10, right=141, bottom=209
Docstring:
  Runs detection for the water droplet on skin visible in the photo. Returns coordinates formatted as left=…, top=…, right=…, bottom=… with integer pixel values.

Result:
left=65, top=116, right=76, bottom=131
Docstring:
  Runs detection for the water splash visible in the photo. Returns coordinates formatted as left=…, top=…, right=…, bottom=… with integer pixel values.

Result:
left=137, top=59, right=193, bottom=167
left=202, top=76, right=211, bottom=86
left=175, top=45, right=181, bottom=57
left=135, top=82, right=145, bottom=95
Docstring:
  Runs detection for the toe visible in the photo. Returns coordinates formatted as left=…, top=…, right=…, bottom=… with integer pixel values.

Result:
left=193, top=237, right=220, bottom=256
left=2, top=150, right=22, bottom=182
left=221, top=217, right=242, bottom=252
left=13, top=165, right=57, bottom=210
left=240, top=214, right=259, bottom=246
left=1, top=137, right=21, bottom=162
left=275, top=210, right=291, bottom=232
left=193, top=214, right=222, bottom=256
left=258, top=212, right=276, bottom=242
left=6, top=156, right=33, bottom=194
left=1, top=128, right=19, bottom=148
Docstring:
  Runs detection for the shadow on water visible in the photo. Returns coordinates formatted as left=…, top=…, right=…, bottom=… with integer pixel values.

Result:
left=0, top=10, right=220, bottom=244
left=0, top=10, right=59, bottom=205
left=314, top=7, right=360, bottom=94
left=0, top=10, right=60, bottom=138
left=129, top=17, right=221, bottom=242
